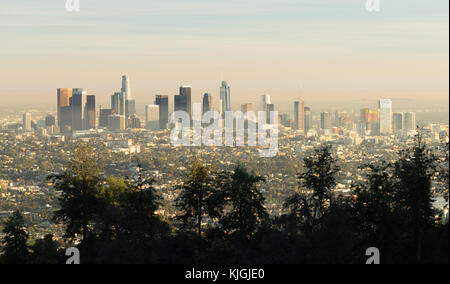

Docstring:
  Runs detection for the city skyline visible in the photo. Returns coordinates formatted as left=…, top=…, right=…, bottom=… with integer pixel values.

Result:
left=0, top=0, right=448, bottom=109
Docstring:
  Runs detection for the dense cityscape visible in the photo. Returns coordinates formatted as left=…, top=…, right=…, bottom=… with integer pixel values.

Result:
left=0, top=75, right=448, bottom=247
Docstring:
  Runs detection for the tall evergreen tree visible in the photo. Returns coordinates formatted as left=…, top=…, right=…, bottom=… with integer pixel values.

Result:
left=351, top=162, right=401, bottom=263
left=439, top=142, right=449, bottom=202
left=1, top=211, right=30, bottom=264
left=219, top=166, right=268, bottom=240
left=284, top=145, right=340, bottom=233
left=394, top=129, right=437, bottom=263
left=121, top=164, right=164, bottom=238
left=50, top=142, right=103, bottom=243
left=175, top=160, right=219, bottom=238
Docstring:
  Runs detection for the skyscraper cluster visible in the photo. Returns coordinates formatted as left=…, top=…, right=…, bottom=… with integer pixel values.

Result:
left=57, top=88, right=96, bottom=132
left=53, top=76, right=418, bottom=139
left=355, top=99, right=416, bottom=136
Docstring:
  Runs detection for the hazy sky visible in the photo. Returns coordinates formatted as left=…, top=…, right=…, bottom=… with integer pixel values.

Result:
left=0, top=0, right=448, bottom=112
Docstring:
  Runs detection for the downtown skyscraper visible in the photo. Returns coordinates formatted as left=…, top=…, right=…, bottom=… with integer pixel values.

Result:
left=57, top=87, right=96, bottom=131
left=71, top=88, right=87, bottom=131
left=57, top=88, right=73, bottom=128
left=393, top=112, right=404, bottom=131
left=155, top=95, right=169, bottom=130
left=122, top=75, right=136, bottom=117
left=22, top=113, right=31, bottom=132
left=220, top=81, right=231, bottom=116
left=202, top=93, right=213, bottom=115
left=294, top=100, right=305, bottom=131
left=145, top=104, right=160, bottom=131
left=404, top=112, right=416, bottom=131
left=85, top=95, right=96, bottom=129
left=320, top=112, right=332, bottom=130
left=378, top=99, right=393, bottom=135
left=175, top=86, right=192, bottom=117
left=261, top=94, right=271, bottom=112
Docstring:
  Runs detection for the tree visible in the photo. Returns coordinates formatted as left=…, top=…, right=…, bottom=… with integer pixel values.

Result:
left=175, top=160, right=219, bottom=238
left=439, top=142, right=449, bottom=202
left=219, top=166, right=269, bottom=240
left=50, top=142, right=103, bottom=243
left=351, top=162, right=402, bottom=263
left=393, top=129, right=437, bottom=263
left=121, top=164, right=165, bottom=239
left=284, top=145, right=340, bottom=233
left=1, top=211, right=30, bottom=264
left=30, top=234, right=60, bottom=264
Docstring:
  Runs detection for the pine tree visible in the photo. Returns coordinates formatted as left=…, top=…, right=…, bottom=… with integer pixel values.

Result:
left=50, top=142, right=103, bottom=243
left=284, top=145, right=340, bottom=233
left=175, top=160, right=219, bottom=238
left=394, top=129, right=437, bottom=263
left=1, top=211, right=30, bottom=264
left=219, top=166, right=268, bottom=240
left=351, top=162, right=401, bottom=263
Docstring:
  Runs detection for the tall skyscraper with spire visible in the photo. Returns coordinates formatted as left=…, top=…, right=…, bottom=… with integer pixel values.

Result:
left=121, top=75, right=135, bottom=117
left=220, top=81, right=231, bottom=116
left=121, top=75, right=131, bottom=100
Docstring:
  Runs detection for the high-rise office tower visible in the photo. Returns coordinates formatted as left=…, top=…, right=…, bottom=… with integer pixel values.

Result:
left=378, top=99, right=393, bottom=135
left=220, top=81, right=231, bottom=116
left=59, top=106, right=72, bottom=129
left=111, top=92, right=121, bottom=115
left=121, top=75, right=131, bottom=100
left=120, top=75, right=135, bottom=118
left=119, top=92, right=126, bottom=116
left=85, top=95, right=96, bottom=129
left=266, top=103, right=275, bottom=123
left=320, top=112, right=332, bottom=130
left=360, top=108, right=379, bottom=133
left=404, top=112, right=416, bottom=131
left=23, top=113, right=31, bottom=131
left=126, top=99, right=136, bottom=117
left=175, top=86, right=192, bottom=117
left=99, top=109, right=115, bottom=128
left=393, top=112, right=404, bottom=131
left=155, top=95, right=169, bottom=130
left=57, top=88, right=72, bottom=128
left=360, top=108, right=379, bottom=124
left=71, top=88, right=87, bottom=131
left=294, top=101, right=304, bottom=130
left=202, top=93, right=213, bottom=115
left=145, top=105, right=160, bottom=131
left=294, top=101, right=300, bottom=130
left=304, top=107, right=312, bottom=133
left=261, top=94, right=271, bottom=112
left=108, top=115, right=126, bottom=131
left=128, top=115, right=141, bottom=129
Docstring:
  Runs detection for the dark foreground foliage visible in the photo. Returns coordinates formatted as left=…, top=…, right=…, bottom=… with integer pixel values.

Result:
left=1, top=134, right=448, bottom=264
